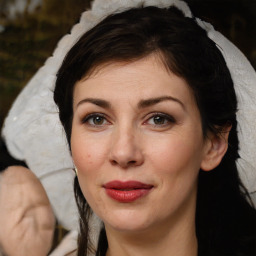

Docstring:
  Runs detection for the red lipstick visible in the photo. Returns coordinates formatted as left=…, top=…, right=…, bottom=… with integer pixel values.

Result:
left=103, top=180, right=153, bottom=203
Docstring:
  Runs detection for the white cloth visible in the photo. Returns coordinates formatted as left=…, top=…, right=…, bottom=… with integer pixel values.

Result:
left=196, top=19, right=256, bottom=194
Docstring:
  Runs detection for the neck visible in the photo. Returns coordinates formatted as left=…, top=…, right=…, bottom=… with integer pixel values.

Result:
left=105, top=194, right=198, bottom=256
left=105, top=222, right=197, bottom=256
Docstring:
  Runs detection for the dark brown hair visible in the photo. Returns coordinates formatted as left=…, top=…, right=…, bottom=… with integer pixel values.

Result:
left=54, top=6, right=256, bottom=256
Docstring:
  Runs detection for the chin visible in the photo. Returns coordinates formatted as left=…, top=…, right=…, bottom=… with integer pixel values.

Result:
left=108, top=222, right=151, bottom=233
left=102, top=209, right=155, bottom=233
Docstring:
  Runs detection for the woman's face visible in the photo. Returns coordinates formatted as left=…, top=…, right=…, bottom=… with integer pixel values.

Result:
left=71, top=55, right=211, bottom=234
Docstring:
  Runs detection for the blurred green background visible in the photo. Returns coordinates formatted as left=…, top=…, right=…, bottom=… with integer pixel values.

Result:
left=0, top=0, right=92, bottom=130
left=0, top=0, right=256, bottom=131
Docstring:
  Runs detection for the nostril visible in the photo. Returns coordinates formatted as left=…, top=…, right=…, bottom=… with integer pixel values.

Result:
left=110, top=159, right=118, bottom=166
left=128, top=160, right=136, bottom=165
left=110, top=159, right=137, bottom=168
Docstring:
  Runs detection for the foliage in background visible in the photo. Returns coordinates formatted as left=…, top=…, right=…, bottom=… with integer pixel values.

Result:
left=0, top=0, right=92, bottom=129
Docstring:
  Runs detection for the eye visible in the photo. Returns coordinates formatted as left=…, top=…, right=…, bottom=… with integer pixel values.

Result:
left=146, top=113, right=175, bottom=126
left=82, top=113, right=109, bottom=126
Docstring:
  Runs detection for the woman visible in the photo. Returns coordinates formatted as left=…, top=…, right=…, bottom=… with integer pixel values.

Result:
left=53, top=1, right=256, bottom=256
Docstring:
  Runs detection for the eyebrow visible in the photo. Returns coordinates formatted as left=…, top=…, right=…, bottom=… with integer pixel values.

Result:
left=138, top=96, right=185, bottom=109
left=76, top=96, right=184, bottom=110
left=76, top=98, right=111, bottom=109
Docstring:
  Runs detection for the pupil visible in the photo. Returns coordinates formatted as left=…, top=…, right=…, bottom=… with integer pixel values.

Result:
left=154, top=116, right=164, bottom=124
left=94, top=116, right=103, bottom=125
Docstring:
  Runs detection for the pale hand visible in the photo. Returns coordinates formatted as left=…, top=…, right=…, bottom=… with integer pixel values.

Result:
left=0, top=166, right=55, bottom=256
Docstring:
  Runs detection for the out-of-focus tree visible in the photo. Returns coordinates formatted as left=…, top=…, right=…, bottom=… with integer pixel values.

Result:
left=0, top=0, right=92, bottom=129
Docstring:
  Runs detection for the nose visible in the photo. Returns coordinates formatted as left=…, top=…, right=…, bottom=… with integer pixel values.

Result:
left=109, top=126, right=144, bottom=169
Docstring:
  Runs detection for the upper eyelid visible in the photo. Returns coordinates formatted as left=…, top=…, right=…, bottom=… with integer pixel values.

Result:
left=145, top=112, right=175, bottom=120
left=80, top=111, right=175, bottom=123
left=82, top=112, right=108, bottom=123
left=143, top=112, right=176, bottom=125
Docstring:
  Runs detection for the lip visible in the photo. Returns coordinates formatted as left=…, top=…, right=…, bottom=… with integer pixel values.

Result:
left=103, top=180, right=153, bottom=203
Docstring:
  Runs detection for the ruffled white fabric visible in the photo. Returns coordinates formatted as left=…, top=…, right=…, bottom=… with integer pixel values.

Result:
left=197, top=19, right=256, bottom=194
left=1, top=0, right=256, bottom=232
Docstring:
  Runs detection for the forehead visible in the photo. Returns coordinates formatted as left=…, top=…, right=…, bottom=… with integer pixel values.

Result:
left=73, top=55, right=196, bottom=108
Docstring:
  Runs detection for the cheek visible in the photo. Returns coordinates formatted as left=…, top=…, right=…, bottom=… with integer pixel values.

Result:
left=146, top=132, right=203, bottom=204
left=71, top=131, right=108, bottom=172
left=70, top=130, right=112, bottom=204
left=145, top=136, right=201, bottom=216
left=71, top=133, right=108, bottom=208
left=147, top=134, right=203, bottom=175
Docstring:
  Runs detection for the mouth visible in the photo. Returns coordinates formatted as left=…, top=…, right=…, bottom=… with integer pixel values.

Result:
left=103, top=180, right=154, bottom=203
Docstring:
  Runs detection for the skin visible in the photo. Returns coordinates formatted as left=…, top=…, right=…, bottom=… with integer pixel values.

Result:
left=71, top=55, right=229, bottom=256
left=0, top=166, right=55, bottom=256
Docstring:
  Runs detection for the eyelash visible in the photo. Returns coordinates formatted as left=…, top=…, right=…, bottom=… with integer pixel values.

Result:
left=82, top=113, right=110, bottom=127
left=145, top=113, right=176, bottom=127
left=81, top=112, right=176, bottom=128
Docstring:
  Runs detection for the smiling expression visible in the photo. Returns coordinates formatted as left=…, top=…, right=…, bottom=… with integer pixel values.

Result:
left=71, top=55, right=211, bottom=233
